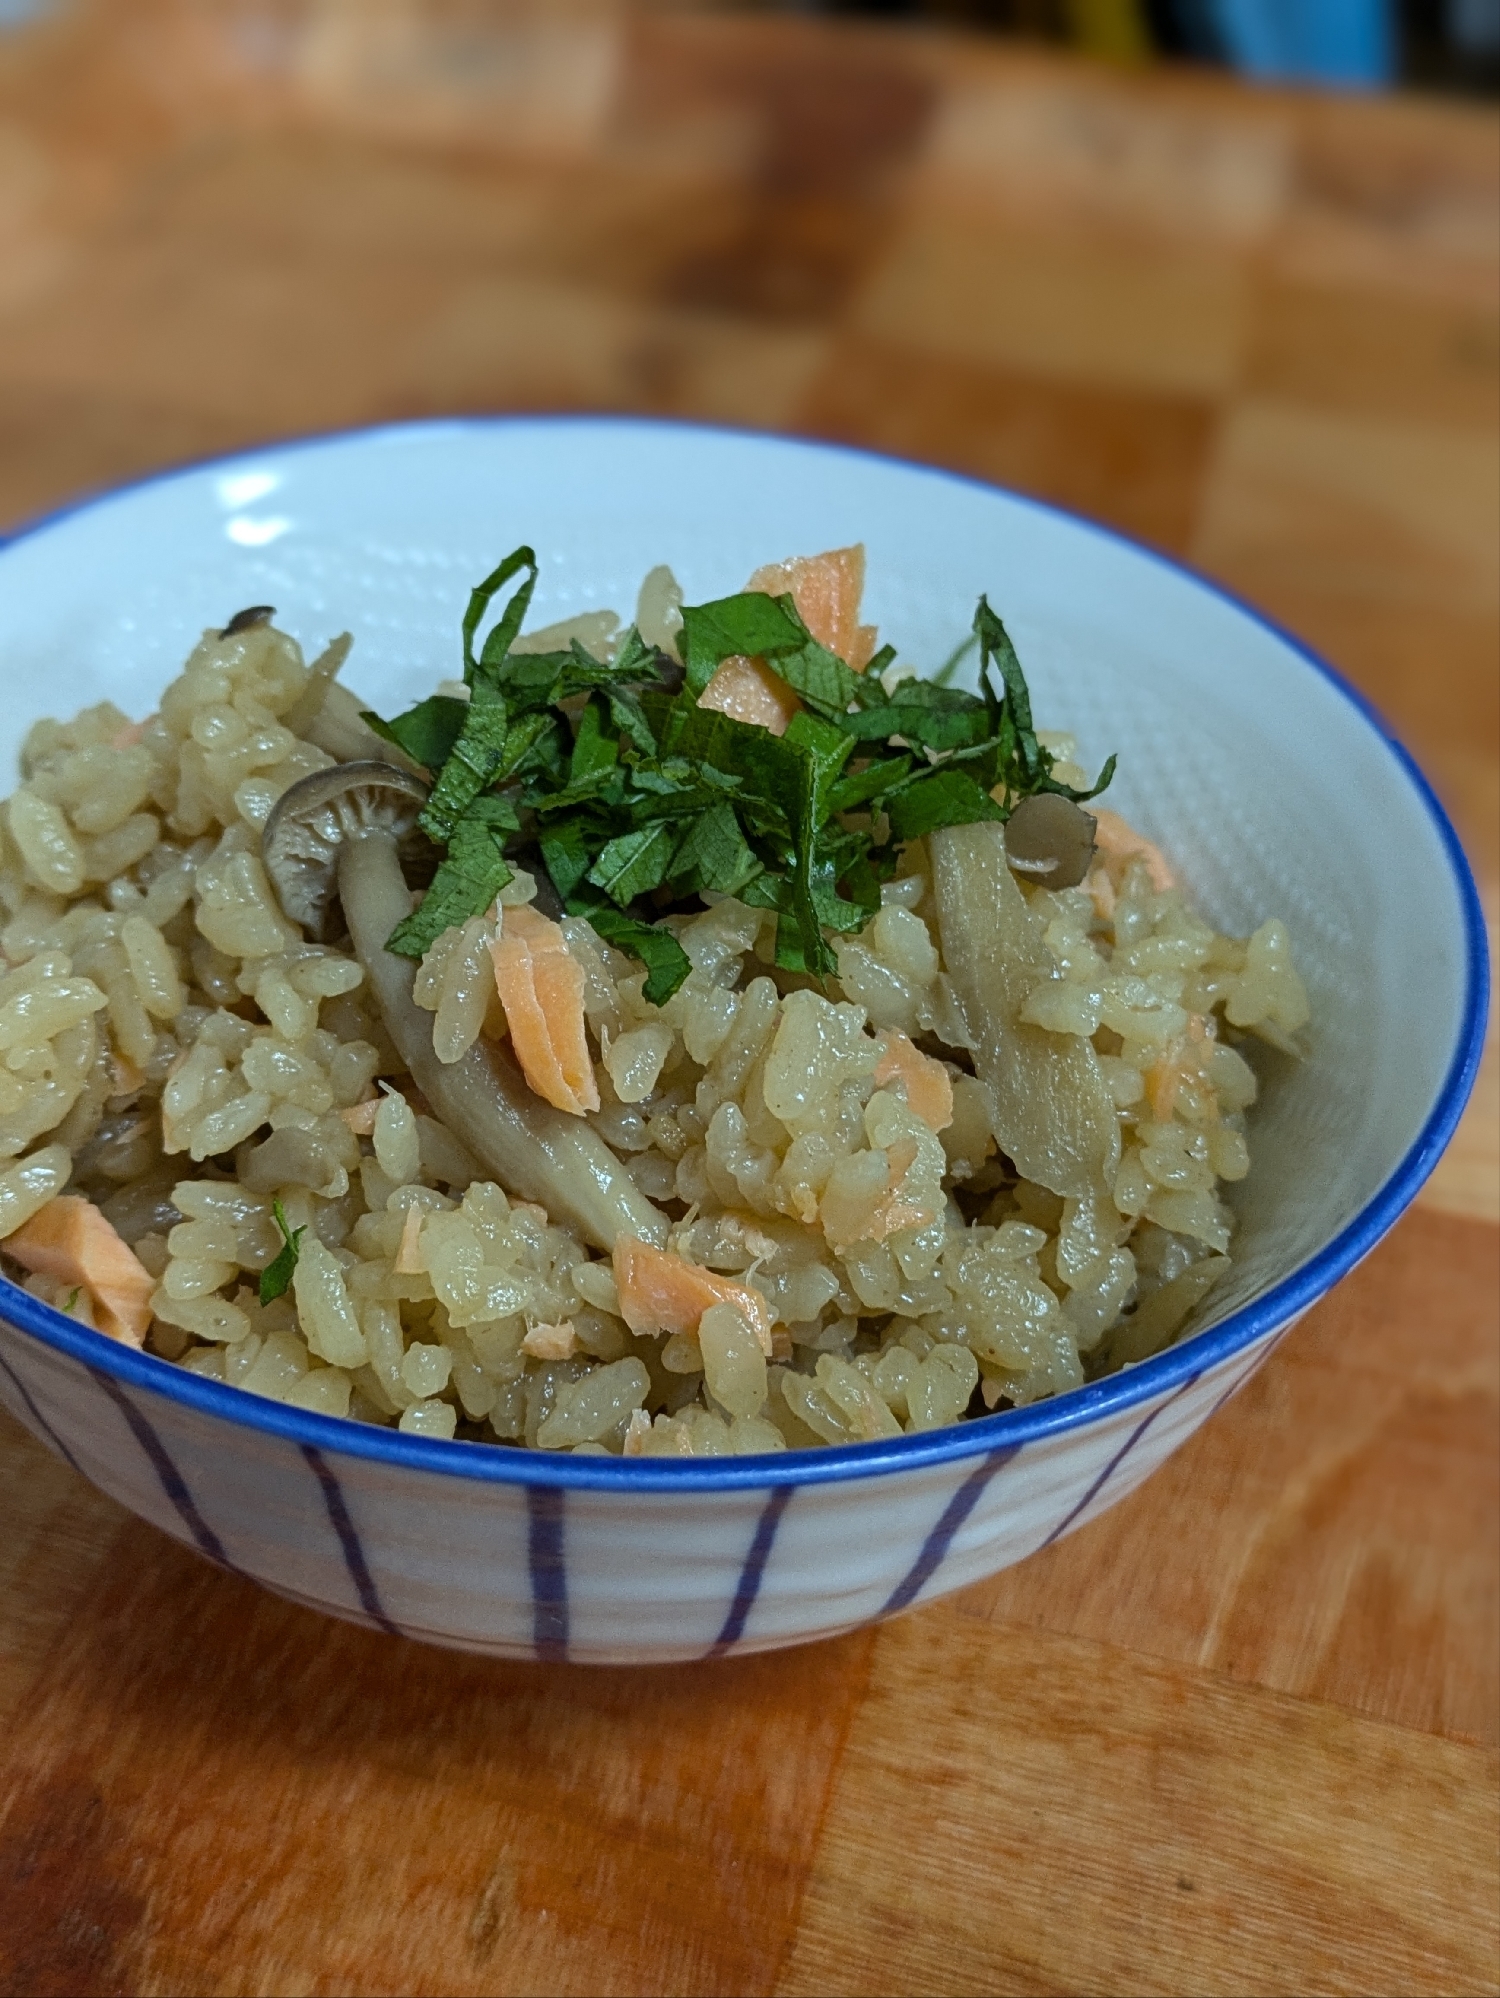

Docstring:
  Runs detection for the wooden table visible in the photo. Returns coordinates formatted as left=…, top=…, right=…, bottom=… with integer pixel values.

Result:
left=0, top=6, right=1495, bottom=1992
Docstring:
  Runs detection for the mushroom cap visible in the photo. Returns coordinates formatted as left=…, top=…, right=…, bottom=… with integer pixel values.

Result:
left=220, top=605, right=276, bottom=639
left=1003, top=791, right=1098, bottom=890
left=262, top=760, right=431, bottom=943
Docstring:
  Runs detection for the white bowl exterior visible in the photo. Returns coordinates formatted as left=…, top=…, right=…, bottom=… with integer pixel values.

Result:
left=0, top=418, right=1478, bottom=1661
left=0, top=1304, right=1291, bottom=1664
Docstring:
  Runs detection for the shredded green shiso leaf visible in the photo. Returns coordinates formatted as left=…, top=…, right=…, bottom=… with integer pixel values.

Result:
left=363, top=547, right=1115, bottom=1004
left=259, top=1198, right=305, bottom=1305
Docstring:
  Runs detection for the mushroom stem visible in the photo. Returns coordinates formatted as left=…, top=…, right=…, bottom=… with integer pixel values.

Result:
left=931, top=821, right=1119, bottom=1202
left=338, top=832, right=667, bottom=1251
left=305, top=681, right=423, bottom=773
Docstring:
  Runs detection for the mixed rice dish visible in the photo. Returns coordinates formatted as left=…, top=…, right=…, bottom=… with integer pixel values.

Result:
left=0, top=546, right=1309, bottom=1456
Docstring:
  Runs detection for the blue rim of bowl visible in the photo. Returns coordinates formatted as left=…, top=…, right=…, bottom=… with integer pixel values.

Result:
left=0, top=414, right=1488, bottom=1493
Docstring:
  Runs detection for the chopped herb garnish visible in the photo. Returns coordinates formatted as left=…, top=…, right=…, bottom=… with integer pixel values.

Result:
left=933, top=629, right=978, bottom=687
left=386, top=794, right=518, bottom=961
left=362, top=693, right=469, bottom=773
left=572, top=897, right=693, bottom=1008
left=259, top=1199, right=305, bottom=1305
left=364, top=549, right=1115, bottom=1001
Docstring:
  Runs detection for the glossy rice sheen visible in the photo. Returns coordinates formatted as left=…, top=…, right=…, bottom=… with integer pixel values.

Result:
left=0, top=603, right=1309, bottom=1451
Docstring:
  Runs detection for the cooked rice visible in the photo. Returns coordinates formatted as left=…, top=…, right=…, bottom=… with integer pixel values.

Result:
left=0, top=592, right=1309, bottom=1455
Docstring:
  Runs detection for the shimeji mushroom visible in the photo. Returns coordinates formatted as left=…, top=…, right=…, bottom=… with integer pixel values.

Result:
left=261, top=760, right=431, bottom=944
left=931, top=819, right=1119, bottom=1203
left=1003, top=792, right=1098, bottom=891
left=261, top=763, right=667, bottom=1251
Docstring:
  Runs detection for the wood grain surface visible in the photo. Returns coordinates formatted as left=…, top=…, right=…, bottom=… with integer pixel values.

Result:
left=0, top=7, right=1495, bottom=1994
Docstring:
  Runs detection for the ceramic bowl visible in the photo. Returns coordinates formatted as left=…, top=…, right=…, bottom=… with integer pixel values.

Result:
left=0, top=419, right=1486, bottom=1664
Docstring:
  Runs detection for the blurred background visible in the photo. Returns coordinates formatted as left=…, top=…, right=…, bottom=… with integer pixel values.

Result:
left=764, top=0, right=1500, bottom=93
left=0, top=0, right=1493, bottom=1195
